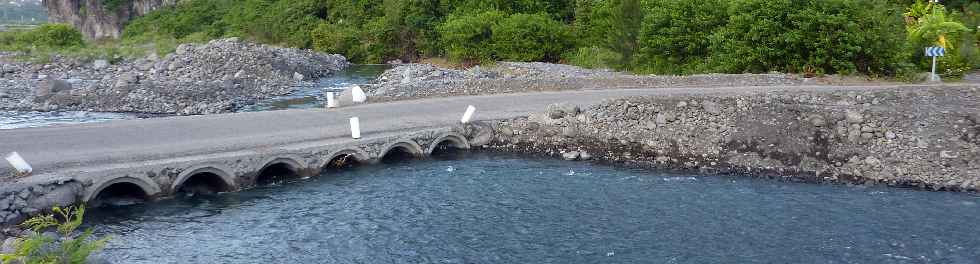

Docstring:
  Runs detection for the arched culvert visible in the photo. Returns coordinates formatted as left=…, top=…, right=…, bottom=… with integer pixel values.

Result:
left=256, top=160, right=302, bottom=186
left=322, top=151, right=364, bottom=172
left=428, top=134, right=471, bottom=158
left=87, top=178, right=156, bottom=207
left=380, top=141, right=423, bottom=164
left=176, top=172, right=235, bottom=196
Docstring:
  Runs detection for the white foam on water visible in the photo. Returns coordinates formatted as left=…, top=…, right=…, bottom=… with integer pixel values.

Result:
left=662, top=176, right=697, bottom=182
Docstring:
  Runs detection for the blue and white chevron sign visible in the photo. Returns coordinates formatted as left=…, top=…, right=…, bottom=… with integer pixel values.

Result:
left=925, top=46, right=945, bottom=57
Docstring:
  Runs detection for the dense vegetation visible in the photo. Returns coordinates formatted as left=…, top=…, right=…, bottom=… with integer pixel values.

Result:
left=3, top=0, right=979, bottom=78
left=0, top=23, right=83, bottom=50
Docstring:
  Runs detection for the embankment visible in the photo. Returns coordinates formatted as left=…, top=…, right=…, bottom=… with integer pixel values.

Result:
left=483, top=85, right=980, bottom=191
left=362, top=62, right=899, bottom=101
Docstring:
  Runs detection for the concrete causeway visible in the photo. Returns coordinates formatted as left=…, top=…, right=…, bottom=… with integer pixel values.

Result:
left=0, top=84, right=961, bottom=224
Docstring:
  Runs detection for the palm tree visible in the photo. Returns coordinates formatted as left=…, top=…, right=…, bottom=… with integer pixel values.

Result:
left=909, top=5, right=968, bottom=48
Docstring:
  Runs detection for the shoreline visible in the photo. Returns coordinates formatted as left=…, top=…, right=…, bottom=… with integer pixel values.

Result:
left=478, top=85, right=979, bottom=192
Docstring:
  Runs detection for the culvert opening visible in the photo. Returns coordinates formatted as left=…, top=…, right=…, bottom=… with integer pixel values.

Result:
left=178, top=172, right=232, bottom=196
left=93, top=182, right=149, bottom=207
left=431, top=139, right=467, bottom=159
left=381, top=146, right=418, bottom=164
left=256, top=163, right=301, bottom=185
left=322, top=154, right=361, bottom=172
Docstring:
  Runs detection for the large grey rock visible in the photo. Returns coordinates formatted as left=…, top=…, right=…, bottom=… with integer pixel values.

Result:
left=92, top=59, right=109, bottom=70
left=845, top=110, right=864, bottom=124
left=1, top=237, right=16, bottom=254
left=27, top=184, right=79, bottom=212
left=336, top=89, right=357, bottom=107
left=547, top=103, right=580, bottom=119
left=114, top=72, right=140, bottom=89
left=34, top=78, right=72, bottom=98
left=562, top=151, right=580, bottom=161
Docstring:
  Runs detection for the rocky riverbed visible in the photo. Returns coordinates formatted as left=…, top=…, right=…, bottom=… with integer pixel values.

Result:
left=362, top=62, right=897, bottom=101
left=481, top=85, right=980, bottom=191
left=0, top=38, right=349, bottom=115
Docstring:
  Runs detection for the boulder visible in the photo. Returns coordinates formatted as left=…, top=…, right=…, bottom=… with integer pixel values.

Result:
left=1, top=237, right=16, bottom=254
left=845, top=110, right=864, bottom=124
left=336, top=88, right=363, bottom=107
left=562, top=151, right=580, bottom=161
left=113, top=72, right=140, bottom=90
left=34, top=78, right=72, bottom=98
left=546, top=103, right=580, bottom=119
left=27, top=184, right=80, bottom=212
left=92, top=59, right=109, bottom=70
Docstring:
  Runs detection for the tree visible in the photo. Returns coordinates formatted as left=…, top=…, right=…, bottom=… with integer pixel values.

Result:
left=606, top=0, right=642, bottom=67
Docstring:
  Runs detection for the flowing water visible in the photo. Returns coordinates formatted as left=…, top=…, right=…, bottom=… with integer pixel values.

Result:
left=0, top=65, right=389, bottom=129
left=242, top=64, right=389, bottom=112
left=87, top=153, right=980, bottom=264
left=0, top=110, right=136, bottom=129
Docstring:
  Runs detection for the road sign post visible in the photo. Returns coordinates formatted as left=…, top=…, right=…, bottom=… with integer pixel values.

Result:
left=925, top=46, right=945, bottom=82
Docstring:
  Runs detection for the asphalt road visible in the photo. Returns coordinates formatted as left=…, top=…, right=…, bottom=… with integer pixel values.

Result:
left=0, top=85, right=941, bottom=175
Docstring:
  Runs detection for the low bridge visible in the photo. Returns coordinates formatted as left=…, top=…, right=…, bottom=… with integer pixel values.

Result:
left=0, top=85, right=939, bottom=224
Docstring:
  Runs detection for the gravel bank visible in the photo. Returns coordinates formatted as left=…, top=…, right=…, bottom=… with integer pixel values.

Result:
left=481, top=85, right=980, bottom=191
left=0, top=38, right=349, bottom=115
left=363, top=62, right=896, bottom=101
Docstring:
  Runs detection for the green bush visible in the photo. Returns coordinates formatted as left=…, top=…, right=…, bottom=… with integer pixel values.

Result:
left=437, top=11, right=504, bottom=63
left=636, top=0, right=728, bottom=74
left=0, top=23, right=83, bottom=52
left=491, top=13, right=571, bottom=62
left=30, top=24, right=85, bottom=48
left=709, top=0, right=909, bottom=75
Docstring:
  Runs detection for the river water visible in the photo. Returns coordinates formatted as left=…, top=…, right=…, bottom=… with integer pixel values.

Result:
left=86, top=153, right=980, bottom=264
left=0, top=65, right=389, bottom=129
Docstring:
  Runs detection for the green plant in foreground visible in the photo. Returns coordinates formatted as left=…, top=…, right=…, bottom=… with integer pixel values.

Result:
left=0, top=206, right=109, bottom=264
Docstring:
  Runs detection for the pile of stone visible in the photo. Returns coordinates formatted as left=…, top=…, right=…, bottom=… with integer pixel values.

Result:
left=0, top=38, right=349, bottom=115
left=363, top=62, right=889, bottom=101
left=485, top=85, right=980, bottom=191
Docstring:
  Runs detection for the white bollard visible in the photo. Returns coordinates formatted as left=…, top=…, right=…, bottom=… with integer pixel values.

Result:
left=461, top=105, right=476, bottom=124
left=326, top=92, right=337, bottom=108
left=349, top=117, right=361, bottom=139
left=351, top=85, right=367, bottom=103
left=5, top=152, right=32, bottom=175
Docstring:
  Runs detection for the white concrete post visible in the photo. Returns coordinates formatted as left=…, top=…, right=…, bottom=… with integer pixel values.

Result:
left=351, top=85, right=367, bottom=103
left=5, top=152, right=32, bottom=175
left=461, top=105, right=476, bottom=124
left=326, top=92, right=337, bottom=108
left=349, top=117, right=361, bottom=139
left=931, top=56, right=938, bottom=82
